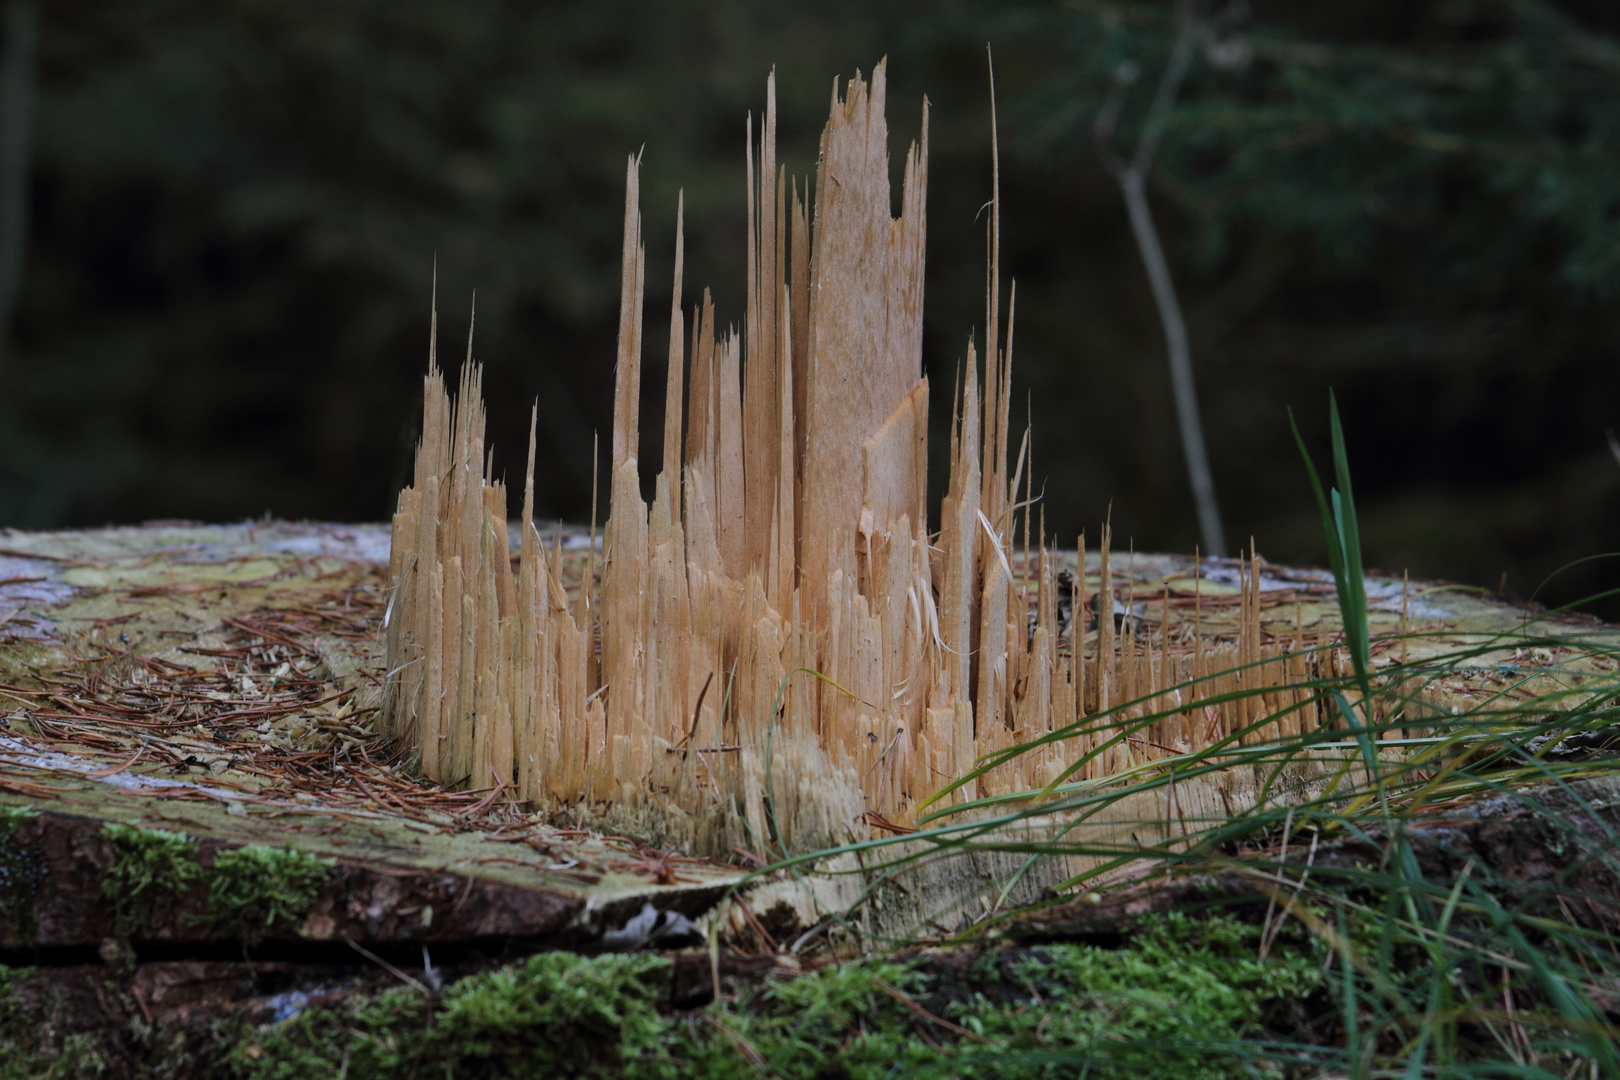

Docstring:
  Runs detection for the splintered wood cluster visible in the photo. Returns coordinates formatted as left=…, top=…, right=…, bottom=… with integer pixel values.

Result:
left=381, top=64, right=1351, bottom=855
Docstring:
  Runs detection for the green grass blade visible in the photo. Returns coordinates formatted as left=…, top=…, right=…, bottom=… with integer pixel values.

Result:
left=1288, top=405, right=1348, bottom=596
left=1471, top=881, right=1620, bottom=1076
left=1328, top=391, right=1372, bottom=691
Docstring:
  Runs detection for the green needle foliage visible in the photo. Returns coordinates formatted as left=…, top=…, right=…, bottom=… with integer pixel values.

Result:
left=1005, top=0, right=1620, bottom=617
left=1025, top=0, right=1620, bottom=296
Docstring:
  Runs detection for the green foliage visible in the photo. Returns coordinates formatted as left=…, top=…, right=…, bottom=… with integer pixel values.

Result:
left=208, top=844, right=332, bottom=940
left=0, top=807, right=44, bottom=946
left=1004, top=0, right=1620, bottom=615
left=219, top=921, right=1321, bottom=1079
left=1030, top=0, right=1620, bottom=295
left=100, top=822, right=203, bottom=939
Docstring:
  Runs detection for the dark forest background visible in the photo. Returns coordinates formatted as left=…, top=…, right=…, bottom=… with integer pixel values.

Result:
left=1, top=0, right=1616, bottom=615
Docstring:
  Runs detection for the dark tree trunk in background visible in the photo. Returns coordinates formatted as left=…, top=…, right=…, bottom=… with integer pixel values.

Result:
left=1092, top=2, right=1226, bottom=558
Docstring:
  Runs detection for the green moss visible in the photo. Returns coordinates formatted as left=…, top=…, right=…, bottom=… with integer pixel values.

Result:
left=0, top=807, right=35, bottom=830
left=667, top=914, right=1322, bottom=1080
left=224, top=952, right=673, bottom=1079
left=0, top=966, right=105, bottom=1080
left=217, top=914, right=1322, bottom=1079
left=430, top=952, right=672, bottom=1072
left=101, top=823, right=204, bottom=939
left=967, top=914, right=1324, bottom=1079
left=0, top=808, right=45, bottom=946
left=208, top=845, right=333, bottom=940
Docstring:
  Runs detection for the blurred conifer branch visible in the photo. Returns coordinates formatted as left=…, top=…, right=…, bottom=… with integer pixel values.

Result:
left=1033, top=0, right=1620, bottom=293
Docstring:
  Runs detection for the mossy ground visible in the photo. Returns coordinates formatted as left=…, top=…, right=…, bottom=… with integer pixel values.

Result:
left=215, top=914, right=1322, bottom=1079
left=0, top=967, right=104, bottom=1080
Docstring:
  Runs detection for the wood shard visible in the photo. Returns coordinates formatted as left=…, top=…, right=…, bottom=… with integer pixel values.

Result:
left=382, top=64, right=1344, bottom=857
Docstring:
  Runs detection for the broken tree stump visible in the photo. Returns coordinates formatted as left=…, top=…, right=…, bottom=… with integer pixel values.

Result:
left=0, top=519, right=1610, bottom=961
